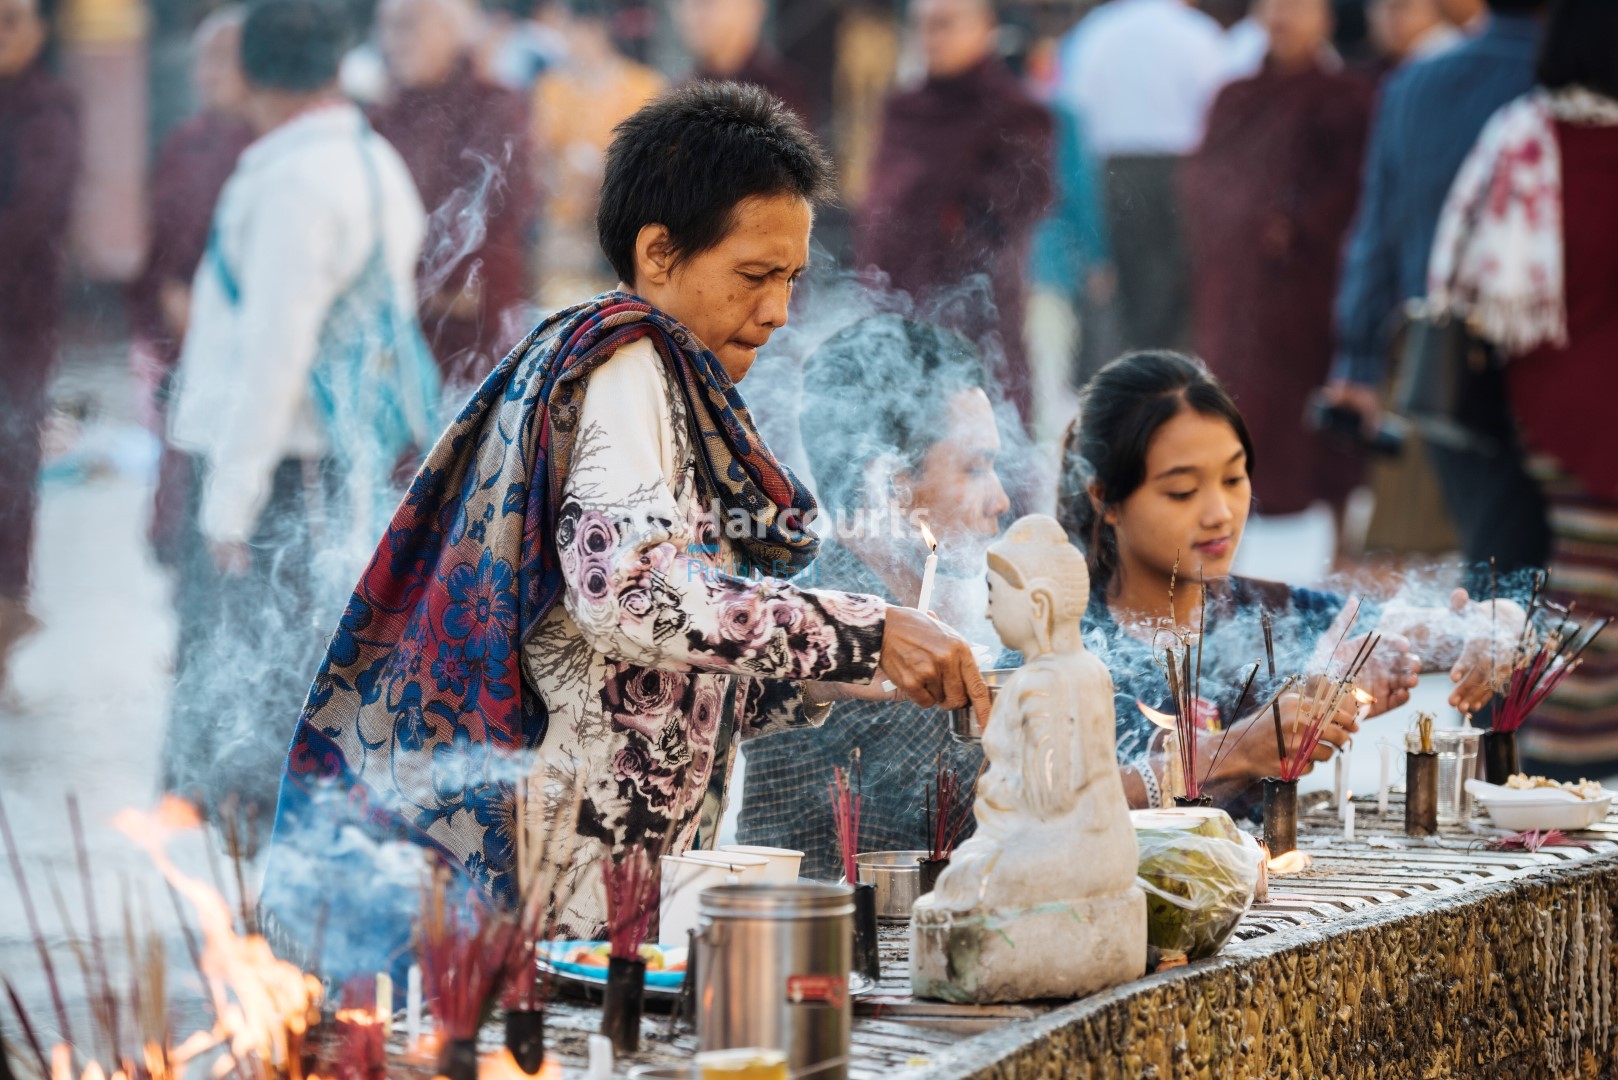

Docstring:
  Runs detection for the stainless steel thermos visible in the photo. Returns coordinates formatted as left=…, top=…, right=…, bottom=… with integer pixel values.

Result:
left=695, top=883, right=853, bottom=1080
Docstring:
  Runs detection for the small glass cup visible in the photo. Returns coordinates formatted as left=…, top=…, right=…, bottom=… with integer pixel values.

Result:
left=1407, top=728, right=1480, bottom=825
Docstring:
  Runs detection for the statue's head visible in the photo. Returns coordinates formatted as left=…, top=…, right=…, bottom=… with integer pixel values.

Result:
left=986, top=514, right=1091, bottom=657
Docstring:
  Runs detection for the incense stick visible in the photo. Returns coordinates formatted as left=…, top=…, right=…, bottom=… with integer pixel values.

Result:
left=0, top=793, right=73, bottom=1050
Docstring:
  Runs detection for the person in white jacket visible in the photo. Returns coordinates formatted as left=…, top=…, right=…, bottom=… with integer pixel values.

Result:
left=164, top=0, right=439, bottom=827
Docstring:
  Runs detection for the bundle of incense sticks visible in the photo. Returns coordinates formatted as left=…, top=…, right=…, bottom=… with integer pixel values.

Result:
left=829, top=753, right=863, bottom=885
left=923, top=752, right=974, bottom=861
left=501, top=774, right=586, bottom=1013
left=3, top=793, right=184, bottom=1080
left=1489, top=572, right=1609, bottom=733
left=1277, top=630, right=1382, bottom=783
left=417, top=865, right=524, bottom=1043
left=602, top=846, right=658, bottom=962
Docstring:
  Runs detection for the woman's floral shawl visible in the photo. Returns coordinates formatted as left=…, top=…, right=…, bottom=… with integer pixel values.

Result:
left=267, top=293, right=820, bottom=905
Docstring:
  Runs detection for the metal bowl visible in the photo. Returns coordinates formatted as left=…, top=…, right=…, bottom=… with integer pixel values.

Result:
left=853, top=850, right=927, bottom=922
left=947, top=667, right=1013, bottom=744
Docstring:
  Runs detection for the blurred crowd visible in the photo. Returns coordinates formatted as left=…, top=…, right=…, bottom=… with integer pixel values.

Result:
left=2, top=0, right=1617, bottom=769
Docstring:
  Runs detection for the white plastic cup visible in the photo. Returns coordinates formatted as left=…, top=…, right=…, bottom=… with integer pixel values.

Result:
left=718, top=845, right=803, bottom=883
left=658, top=852, right=771, bottom=946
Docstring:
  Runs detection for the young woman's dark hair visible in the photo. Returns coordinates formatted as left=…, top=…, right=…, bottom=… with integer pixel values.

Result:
left=801, top=315, right=990, bottom=513
left=1059, top=350, right=1255, bottom=594
left=240, top=0, right=348, bottom=92
left=1537, top=0, right=1618, bottom=102
left=596, top=82, right=837, bottom=287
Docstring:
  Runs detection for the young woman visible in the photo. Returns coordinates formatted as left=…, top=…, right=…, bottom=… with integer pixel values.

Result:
left=1059, top=351, right=1523, bottom=810
left=261, top=84, right=990, bottom=971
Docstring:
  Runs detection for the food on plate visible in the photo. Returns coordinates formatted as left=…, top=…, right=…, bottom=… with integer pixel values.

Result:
left=559, top=942, right=687, bottom=973
left=1505, top=774, right=1606, bottom=800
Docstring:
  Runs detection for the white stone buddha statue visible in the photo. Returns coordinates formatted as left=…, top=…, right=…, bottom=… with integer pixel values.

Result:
left=911, top=514, right=1145, bottom=1003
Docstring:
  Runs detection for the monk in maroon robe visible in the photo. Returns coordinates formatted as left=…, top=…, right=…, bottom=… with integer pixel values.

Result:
left=677, top=0, right=816, bottom=127
left=373, top=0, right=537, bottom=388
left=856, top=0, right=1052, bottom=424
left=0, top=0, right=80, bottom=680
left=1182, top=0, right=1373, bottom=516
left=128, top=8, right=254, bottom=566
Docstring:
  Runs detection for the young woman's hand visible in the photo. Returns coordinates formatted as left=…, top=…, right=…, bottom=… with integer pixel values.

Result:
left=1204, top=685, right=1361, bottom=786
left=877, top=606, right=992, bottom=717
left=1445, top=587, right=1528, bottom=713
left=1347, top=632, right=1421, bottom=716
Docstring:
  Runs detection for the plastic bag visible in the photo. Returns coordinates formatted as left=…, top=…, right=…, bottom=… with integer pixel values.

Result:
left=1131, top=807, right=1262, bottom=960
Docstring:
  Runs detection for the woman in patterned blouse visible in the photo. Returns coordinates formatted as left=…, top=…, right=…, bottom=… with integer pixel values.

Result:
left=261, top=83, right=991, bottom=964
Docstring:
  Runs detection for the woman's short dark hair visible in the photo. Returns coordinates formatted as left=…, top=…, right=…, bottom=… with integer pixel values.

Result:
left=1058, top=351, right=1255, bottom=595
left=597, top=82, right=837, bottom=287
left=241, top=0, right=347, bottom=92
left=802, top=315, right=990, bottom=514
left=1538, top=0, right=1618, bottom=101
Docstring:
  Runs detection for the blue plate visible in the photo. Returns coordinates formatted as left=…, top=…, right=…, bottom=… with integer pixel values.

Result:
left=539, top=941, right=686, bottom=992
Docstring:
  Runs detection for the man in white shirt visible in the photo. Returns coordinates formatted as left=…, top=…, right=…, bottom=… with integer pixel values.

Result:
left=1057, top=0, right=1226, bottom=351
left=163, top=0, right=433, bottom=824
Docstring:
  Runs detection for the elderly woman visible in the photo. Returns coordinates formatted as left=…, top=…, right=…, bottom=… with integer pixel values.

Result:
left=263, top=84, right=988, bottom=965
left=738, top=316, right=1012, bottom=879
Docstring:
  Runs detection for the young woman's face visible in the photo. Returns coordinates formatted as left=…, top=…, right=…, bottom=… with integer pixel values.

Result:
left=904, top=387, right=1010, bottom=563
left=1105, top=407, right=1251, bottom=584
left=633, top=193, right=812, bottom=383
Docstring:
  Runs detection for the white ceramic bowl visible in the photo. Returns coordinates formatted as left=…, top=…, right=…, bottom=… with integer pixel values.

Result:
left=1465, top=779, right=1615, bottom=832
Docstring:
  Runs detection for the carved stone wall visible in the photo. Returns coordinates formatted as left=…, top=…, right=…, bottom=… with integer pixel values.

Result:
left=922, top=859, right=1618, bottom=1079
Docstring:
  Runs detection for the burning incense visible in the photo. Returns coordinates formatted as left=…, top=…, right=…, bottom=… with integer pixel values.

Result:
left=829, top=754, right=863, bottom=884
left=1262, top=612, right=1286, bottom=767
left=602, top=846, right=658, bottom=962
left=923, top=752, right=974, bottom=861
left=916, top=520, right=939, bottom=614
left=1491, top=612, right=1608, bottom=734
left=0, top=793, right=74, bottom=1051
left=1276, top=630, right=1381, bottom=784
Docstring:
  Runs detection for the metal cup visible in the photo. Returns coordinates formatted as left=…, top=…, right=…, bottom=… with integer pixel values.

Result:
left=946, top=668, right=1013, bottom=743
left=853, top=851, right=926, bottom=922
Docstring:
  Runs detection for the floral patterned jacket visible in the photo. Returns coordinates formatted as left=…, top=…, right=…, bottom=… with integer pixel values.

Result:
left=522, top=337, right=887, bottom=935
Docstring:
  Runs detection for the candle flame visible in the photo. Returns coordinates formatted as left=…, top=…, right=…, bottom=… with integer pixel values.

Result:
left=1353, top=686, right=1375, bottom=706
left=918, top=520, right=937, bottom=551
left=1266, top=850, right=1313, bottom=875
left=1137, top=700, right=1177, bottom=730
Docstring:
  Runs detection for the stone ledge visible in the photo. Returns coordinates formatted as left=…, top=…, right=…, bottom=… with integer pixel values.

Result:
left=911, top=855, right=1618, bottom=1078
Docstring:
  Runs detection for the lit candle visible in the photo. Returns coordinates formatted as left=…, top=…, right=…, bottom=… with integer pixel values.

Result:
left=376, top=972, right=393, bottom=1037
left=1379, top=741, right=1391, bottom=815
left=1334, top=751, right=1348, bottom=812
left=1343, top=800, right=1356, bottom=842
left=405, top=964, right=422, bottom=1048
left=588, top=1034, right=613, bottom=1080
left=916, top=520, right=939, bottom=614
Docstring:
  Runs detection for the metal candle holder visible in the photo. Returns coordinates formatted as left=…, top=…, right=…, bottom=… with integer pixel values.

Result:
left=600, top=955, right=646, bottom=1055
left=1406, top=751, right=1439, bottom=836
left=851, top=881, right=882, bottom=983
left=917, top=856, right=949, bottom=896
left=1262, top=778, right=1298, bottom=856
left=1481, top=729, right=1520, bottom=785
left=503, top=1008, right=546, bottom=1075
left=437, top=1038, right=478, bottom=1080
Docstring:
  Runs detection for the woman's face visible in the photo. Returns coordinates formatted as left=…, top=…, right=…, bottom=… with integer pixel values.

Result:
left=903, top=388, right=1011, bottom=564
left=1105, top=407, right=1251, bottom=584
left=633, top=193, right=812, bottom=383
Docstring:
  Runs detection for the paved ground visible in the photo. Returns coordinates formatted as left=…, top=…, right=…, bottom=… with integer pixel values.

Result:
left=1, top=342, right=217, bottom=1052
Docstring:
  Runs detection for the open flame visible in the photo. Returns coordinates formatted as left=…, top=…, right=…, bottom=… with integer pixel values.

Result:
left=114, top=797, right=322, bottom=1080
left=1266, top=850, right=1313, bottom=875
left=1137, top=700, right=1177, bottom=731
left=918, top=520, right=937, bottom=552
left=1353, top=686, right=1375, bottom=708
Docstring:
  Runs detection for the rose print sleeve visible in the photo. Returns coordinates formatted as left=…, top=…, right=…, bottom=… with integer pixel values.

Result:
left=557, top=340, right=887, bottom=684
left=734, top=677, right=821, bottom=740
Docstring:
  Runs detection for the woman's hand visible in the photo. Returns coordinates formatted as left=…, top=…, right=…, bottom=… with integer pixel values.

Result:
left=1445, top=587, right=1528, bottom=713
left=1204, top=685, right=1361, bottom=787
left=1347, top=632, right=1421, bottom=716
left=877, top=606, right=992, bottom=716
